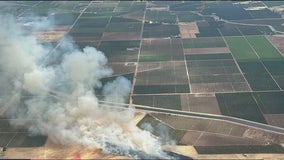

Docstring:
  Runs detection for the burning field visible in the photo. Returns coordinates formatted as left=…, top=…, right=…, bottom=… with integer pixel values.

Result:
left=0, top=15, right=179, bottom=159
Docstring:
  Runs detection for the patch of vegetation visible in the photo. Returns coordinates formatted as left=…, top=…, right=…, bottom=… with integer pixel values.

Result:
left=134, top=95, right=182, bottom=110
left=216, top=92, right=267, bottom=124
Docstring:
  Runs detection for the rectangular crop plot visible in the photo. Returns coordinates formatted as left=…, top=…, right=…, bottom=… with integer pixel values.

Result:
left=216, top=92, right=267, bottom=124
left=253, top=91, right=284, bottom=114
left=187, top=58, right=250, bottom=93
left=263, top=60, right=284, bottom=89
left=195, top=144, right=284, bottom=154
left=182, top=37, right=227, bottom=48
left=267, top=36, right=284, bottom=55
left=184, top=48, right=231, bottom=55
left=186, top=53, right=233, bottom=61
left=264, top=114, right=284, bottom=128
left=105, top=22, right=142, bottom=32
left=177, top=12, right=203, bottom=22
left=8, top=133, right=47, bottom=147
left=196, top=23, right=221, bottom=37
left=238, top=61, right=280, bottom=91
left=225, top=36, right=258, bottom=61
left=151, top=113, right=211, bottom=131
left=134, top=85, right=189, bottom=94
left=143, top=23, right=180, bottom=38
left=140, top=39, right=184, bottom=61
left=180, top=94, right=221, bottom=114
left=145, top=10, right=176, bottom=24
left=98, top=40, right=140, bottom=62
left=133, top=95, right=182, bottom=110
left=74, top=17, right=110, bottom=28
left=70, top=28, right=105, bottom=41
left=0, top=133, right=17, bottom=147
left=194, top=132, right=264, bottom=146
left=136, top=62, right=188, bottom=85
left=246, top=36, right=283, bottom=60
left=137, top=114, right=186, bottom=144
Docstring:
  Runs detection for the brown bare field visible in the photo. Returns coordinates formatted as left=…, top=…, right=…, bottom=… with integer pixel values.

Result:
left=267, top=35, right=284, bottom=56
left=33, top=31, right=66, bottom=42
left=162, top=145, right=198, bottom=158
left=108, top=62, right=136, bottom=76
left=190, top=82, right=250, bottom=93
left=102, top=32, right=141, bottom=41
left=135, top=61, right=188, bottom=85
left=133, top=112, right=146, bottom=125
left=264, top=114, right=284, bottom=128
left=151, top=113, right=211, bottom=131
left=184, top=47, right=231, bottom=55
left=179, top=131, right=201, bottom=145
left=178, top=22, right=199, bottom=38
left=206, top=120, right=247, bottom=136
left=243, top=128, right=284, bottom=144
left=193, top=132, right=265, bottom=146
left=2, top=138, right=130, bottom=159
left=52, top=25, right=71, bottom=31
left=180, top=94, right=221, bottom=115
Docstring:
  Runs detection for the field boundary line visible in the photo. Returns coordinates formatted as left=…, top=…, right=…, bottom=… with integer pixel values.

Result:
left=238, top=28, right=282, bottom=91
left=179, top=31, right=192, bottom=93
left=264, top=35, right=284, bottom=58
left=218, top=29, right=253, bottom=91
left=129, top=2, right=147, bottom=104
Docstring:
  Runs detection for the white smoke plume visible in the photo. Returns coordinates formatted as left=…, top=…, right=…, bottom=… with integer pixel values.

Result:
left=0, top=15, right=164, bottom=158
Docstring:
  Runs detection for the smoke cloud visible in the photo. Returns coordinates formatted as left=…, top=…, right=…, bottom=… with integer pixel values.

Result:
left=0, top=15, right=165, bottom=158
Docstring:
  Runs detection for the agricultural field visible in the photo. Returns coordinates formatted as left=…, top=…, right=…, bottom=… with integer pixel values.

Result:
left=187, top=58, right=250, bottom=93
left=195, top=145, right=284, bottom=154
left=224, top=36, right=258, bottom=60
left=263, top=60, right=284, bottom=89
left=145, top=10, right=176, bottom=24
left=142, top=23, right=180, bottom=38
left=246, top=36, right=283, bottom=60
left=140, top=39, right=184, bottom=61
left=182, top=37, right=227, bottom=49
left=133, top=95, right=182, bottom=110
left=134, top=61, right=189, bottom=94
left=238, top=61, right=280, bottom=91
left=98, top=40, right=140, bottom=62
left=216, top=92, right=267, bottom=124
left=267, top=36, right=284, bottom=56
left=177, top=12, right=203, bottom=22
left=2, top=1, right=284, bottom=159
left=180, top=94, right=221, bottom=114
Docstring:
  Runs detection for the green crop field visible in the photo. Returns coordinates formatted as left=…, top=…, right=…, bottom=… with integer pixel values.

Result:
left=238, top=61, right=280, bottom=91
left=224, top=36, right=258, bottom=60
left=145, top=10, right=177, bottom=24
left=105, top=22, right=142, bottom=32
left=133, top=95, right=182, bottom=110
left=216, top=92, right=267, bottom=124
left=253, top=91, right=284, bottom=114
left=263, top=60, right=284, bottom=89
left=246, top=36, right=283, bottom=60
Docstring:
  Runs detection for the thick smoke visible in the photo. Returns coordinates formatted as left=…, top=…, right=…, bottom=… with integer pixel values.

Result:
left=0, top=15, right=164, bottom=158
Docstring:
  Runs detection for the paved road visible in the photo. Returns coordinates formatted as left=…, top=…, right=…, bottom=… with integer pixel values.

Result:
left=99, top=101, right=284, bottom=135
